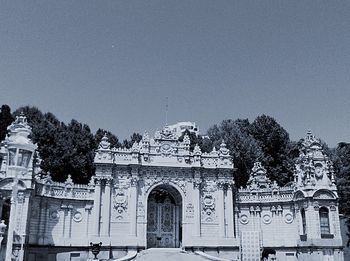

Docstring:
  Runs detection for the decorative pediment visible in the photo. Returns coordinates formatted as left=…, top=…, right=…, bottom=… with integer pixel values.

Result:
left=313, top=190, right=336, bottom=200
left=294, top=131, right=336, bottom=190
left=95, top=123, right=233, bottom=169
left=247, top=162, right=273, bottom=190
left=98, top=134, right=110, bottom=150
left=0, top=178, right=27, bottom=190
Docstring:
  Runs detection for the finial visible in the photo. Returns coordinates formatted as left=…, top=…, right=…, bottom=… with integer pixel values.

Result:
left=183, top=133, right=190, bottom=145
left=219, top=140, right=229, bottom=155
left=65, top=174, right=73, bottom=186
left=142, top=131, right=150, bottom=142
left=98, top=133, right=110, bottom=150
left=306, top=130, right=314, bottom=140
left=193, top=144, right=202, bottom=155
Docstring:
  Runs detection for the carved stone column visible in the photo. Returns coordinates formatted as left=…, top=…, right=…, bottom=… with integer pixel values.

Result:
left=38, top=198, right=48, bottom=244
left=217, top=182, right=225, bottom=237
left=193, top=180, right=201, bottom=237
left=67, top=205, right=73, bottom=239
left=85, top=204, right=93, bottom=237
left=92, top=178, right=102, bottom=237
left=130, top=176, right=138, bottom=236
left=101, top=178, right=112, bottom=237
left=226, top=182, right=234, bottom=237
left=5, top=188, right=17, bottom=261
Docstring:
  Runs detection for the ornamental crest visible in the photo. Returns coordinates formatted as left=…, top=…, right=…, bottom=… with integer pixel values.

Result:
left=201, top=193, right=216, bottom=222
left=113, top=190, right=128, bottom=220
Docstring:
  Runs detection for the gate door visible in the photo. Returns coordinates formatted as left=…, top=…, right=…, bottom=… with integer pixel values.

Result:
left=147, top=192, right=176, bottom=248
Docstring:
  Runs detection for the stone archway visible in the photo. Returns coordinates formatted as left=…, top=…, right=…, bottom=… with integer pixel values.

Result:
left=146, top=184, right=182, bottom=248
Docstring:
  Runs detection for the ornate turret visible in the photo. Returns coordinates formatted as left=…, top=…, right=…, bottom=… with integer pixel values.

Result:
left=294, top=131, right=336, bottom=192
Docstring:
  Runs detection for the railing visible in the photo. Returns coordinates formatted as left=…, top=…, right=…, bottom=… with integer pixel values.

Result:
left=35, top=181, right=93, bottom=200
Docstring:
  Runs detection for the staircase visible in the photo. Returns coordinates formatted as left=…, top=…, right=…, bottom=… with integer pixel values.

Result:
left=133, top=248, right=208, bottom=261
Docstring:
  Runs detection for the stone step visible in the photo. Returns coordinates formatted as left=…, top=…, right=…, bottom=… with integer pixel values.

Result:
left=133, top=248, right=209, bottom=261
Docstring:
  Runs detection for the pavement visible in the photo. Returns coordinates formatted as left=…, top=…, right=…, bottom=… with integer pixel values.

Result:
left=133, top=248, right=208, bottom=261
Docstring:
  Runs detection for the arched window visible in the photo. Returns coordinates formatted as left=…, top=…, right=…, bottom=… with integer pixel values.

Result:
left=319, top=207, right=330, bottom=235
left=301, top=208, right=307, bottom=235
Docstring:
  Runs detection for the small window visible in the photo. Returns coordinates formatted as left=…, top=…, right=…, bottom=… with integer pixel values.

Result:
left=301, top=208, right=307, bottom=235
left=8, top=148, right=16, bottom=166
left=17, top=149, right=32, bottom=168
left=319, top=207, right=330, bottom=235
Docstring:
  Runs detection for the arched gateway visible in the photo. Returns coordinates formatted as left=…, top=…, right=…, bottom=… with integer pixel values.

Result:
left=146, top=185, right=182, bottom=248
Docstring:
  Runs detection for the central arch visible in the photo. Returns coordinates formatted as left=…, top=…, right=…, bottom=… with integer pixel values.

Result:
left=146, top=184, right=182, bottom=248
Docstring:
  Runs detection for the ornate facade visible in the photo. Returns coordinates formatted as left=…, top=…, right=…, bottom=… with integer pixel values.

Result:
left=0, top=116, right=345, bottom=261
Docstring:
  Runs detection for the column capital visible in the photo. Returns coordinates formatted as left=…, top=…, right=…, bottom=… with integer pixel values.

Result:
left=193, top=179, right=202, bottom=189
left=94, top=177, right=103, bottom=185
left=105, top=177, right=114, bottom=186
left=217, top=181, right=225, bottom=190
left=130, top=177, right=139, bottom=187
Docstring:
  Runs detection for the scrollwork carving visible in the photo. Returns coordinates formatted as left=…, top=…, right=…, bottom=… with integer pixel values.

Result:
left=113, top=189, right=128, bottom=220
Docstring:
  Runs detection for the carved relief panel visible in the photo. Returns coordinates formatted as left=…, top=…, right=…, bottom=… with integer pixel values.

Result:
left=201, top=181, right=217, bottom=223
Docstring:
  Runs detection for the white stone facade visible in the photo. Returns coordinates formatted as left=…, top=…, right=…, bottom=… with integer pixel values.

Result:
left=0, top=117, right=345, bottom=261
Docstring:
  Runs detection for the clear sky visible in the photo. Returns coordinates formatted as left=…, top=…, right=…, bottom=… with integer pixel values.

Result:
left=1, top=1, right=349, bottom=146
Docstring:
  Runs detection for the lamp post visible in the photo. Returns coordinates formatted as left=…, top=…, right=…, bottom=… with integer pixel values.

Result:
left=0, top=220, right=7, bottom=254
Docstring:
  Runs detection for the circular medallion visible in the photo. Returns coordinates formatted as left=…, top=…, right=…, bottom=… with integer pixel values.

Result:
left=285, top=213, right=293, bottom=224
left=262, top=214, right=271, bottom=224
left=49, top=210, right=59, bottom=220
left=203, top=195, right=214, bottom=206
left=114, top=193, right=126, bottom=205
left=240, top=214, right=249, bottom=224
left=73, top=211, right=83, bottom=222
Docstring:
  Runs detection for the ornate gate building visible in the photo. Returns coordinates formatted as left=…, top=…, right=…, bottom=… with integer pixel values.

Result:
left=0, top=115, right=345, bottom=260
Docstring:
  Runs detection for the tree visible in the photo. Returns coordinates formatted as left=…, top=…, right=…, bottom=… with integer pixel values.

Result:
left=333, top=142, right=350, bottom=246
left=122, top=133, right=142, bottom=148
left=207, top=119, right=264, bottom=187
left=0, top=104, right=15, bottom=141
left=13, top=107, right=96, bottom=184
left=249, top=115, right=294, bottom=185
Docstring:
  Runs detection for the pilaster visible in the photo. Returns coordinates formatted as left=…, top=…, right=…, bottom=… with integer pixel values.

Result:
left=193, top=170, right=201, bottom=237
left=226, top=182, right=234, bottom=238
left=129, top=174, right=138, bottom=236
left=101, top=178, right=112, bottom=237
left=217, top=182, right=225, bottom=237
left=92, top=177, right=102, bottom=237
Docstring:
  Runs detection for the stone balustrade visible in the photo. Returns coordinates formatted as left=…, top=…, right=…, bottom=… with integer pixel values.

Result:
left=35, top=178, right=94, bottom=200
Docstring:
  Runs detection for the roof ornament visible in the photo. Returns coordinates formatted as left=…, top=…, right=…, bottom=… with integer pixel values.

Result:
left=247, top=162, right=274, bottom=189
left=98, top=133, right=110, bottom=150
left=193, top=144, right=202, bottom=155
left=7, top=112, right=31, bottom=133
left=130, top=141, right=137, bottom=151
left=183, top=133, right=190, bottom=145
left=142, top=131, right=150, bottom=143
left=65, top=174, right=74, bottom=187
left=219, top=140, right=229, bottom=155
left=302, top=130, right=321, bottom=150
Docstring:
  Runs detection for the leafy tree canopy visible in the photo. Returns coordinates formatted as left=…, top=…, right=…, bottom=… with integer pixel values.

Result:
left=248, top=115, right=294, bottom=185
left=0, top=104, right=14, bottom=141
left=207, top=119, right=264, bottom=187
